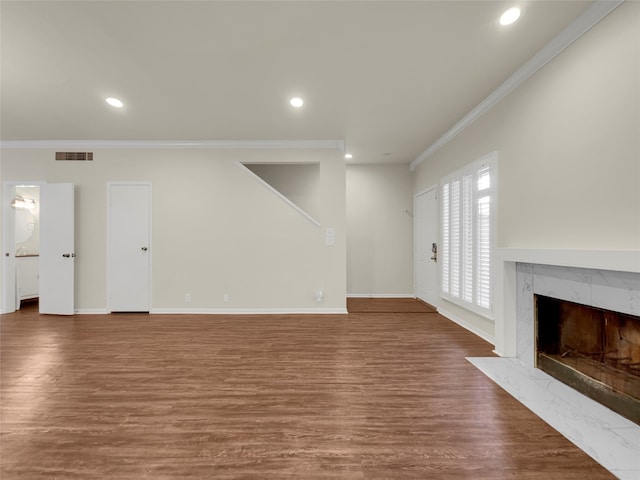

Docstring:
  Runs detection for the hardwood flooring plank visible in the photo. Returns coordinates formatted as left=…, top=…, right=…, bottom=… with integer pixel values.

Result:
left=347, top=298, right=436, bottom=313
left=1, top=300, right=613, bottom=478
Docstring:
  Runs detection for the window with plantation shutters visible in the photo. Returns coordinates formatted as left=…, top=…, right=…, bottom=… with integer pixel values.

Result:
left=440, top=153, right=496, bottom=319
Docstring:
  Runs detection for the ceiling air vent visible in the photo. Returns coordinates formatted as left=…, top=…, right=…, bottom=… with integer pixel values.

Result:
left=55, top=152, right=93, bottom=161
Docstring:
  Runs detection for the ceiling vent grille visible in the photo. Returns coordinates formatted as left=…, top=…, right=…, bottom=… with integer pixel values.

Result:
left=55, top=152, right=93, bottom=161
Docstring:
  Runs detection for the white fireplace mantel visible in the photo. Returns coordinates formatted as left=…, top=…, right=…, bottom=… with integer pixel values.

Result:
left=497, top=248, right=640, bottom=274
left=494, top=248, right=640, bottom=357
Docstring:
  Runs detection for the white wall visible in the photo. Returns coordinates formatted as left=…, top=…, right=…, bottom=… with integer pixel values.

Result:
left=414, top=2, right=640, bottom=339
left=0, top=148, right=346, bottom=313
left=346, top=164, right=414, bottom=296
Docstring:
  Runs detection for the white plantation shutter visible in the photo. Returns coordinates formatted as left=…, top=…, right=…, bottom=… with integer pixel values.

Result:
left=450, top=180, right=461, bottom=298
left=476, top=165, right=492, bottom=310
left=477, top=165, right=490, bottom=190
left=462, top=174, right=473, bottom=303
left=440, top=153, right=496, bottom=318
left=477, top=196, right=491, bottom=309
left=441, top=183, right=450, bottom=295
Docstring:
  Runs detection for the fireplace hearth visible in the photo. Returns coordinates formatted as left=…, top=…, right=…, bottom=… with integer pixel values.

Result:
left=536, top=294, right=640, bottom=424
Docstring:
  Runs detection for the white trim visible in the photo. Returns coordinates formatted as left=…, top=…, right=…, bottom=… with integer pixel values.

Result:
left=0, top=139, right=345, bottom=151
left=150, top=307, right=348, bottom=315
left=414, top=185, right=439, bottom=199
left=71, top=308, right=348, bottom=315
left=236, top=162, right=322, bottom=228
left=438, top=307, right=495, bottom=345
left=347, top=293, right=415, bottom=299
left=496, top=248, right=640, bottom=274
left=410, top=0, right=623, bottom=171
left=439, top=150, right=497, bottom=185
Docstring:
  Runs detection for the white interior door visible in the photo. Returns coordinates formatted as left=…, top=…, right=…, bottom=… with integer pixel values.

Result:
left=1, top=185, right=17, bottom=313
left=415, top=188, right=438, bottom=306
left=108, top=183, right=151, bottom=312
left=39, top=183, right=75, bottom=315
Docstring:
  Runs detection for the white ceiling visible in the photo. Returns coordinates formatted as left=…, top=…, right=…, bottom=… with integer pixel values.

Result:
left=1, top=1, right=594, bottom=164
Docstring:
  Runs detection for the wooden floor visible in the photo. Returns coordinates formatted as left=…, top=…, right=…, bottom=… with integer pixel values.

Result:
left=1, top=300, right=613, bottom=479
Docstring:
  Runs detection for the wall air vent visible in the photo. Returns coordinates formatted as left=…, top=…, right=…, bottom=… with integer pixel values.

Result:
left=55, top=152, right=93, bottom=161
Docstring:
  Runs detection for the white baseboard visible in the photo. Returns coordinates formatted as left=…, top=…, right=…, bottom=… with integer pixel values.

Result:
left=437, top=307, right=495, bottom=345
left=347, top=293, right=416, bottom=299
left=150, top=307, right=348, bottom=315
left=15, top=307, right=348, bottom=315
left=7, top=308, right=115, bottom=315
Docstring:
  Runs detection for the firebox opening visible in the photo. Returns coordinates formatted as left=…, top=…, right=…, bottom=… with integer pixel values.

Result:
left=535, top=294, right=640, bottom=425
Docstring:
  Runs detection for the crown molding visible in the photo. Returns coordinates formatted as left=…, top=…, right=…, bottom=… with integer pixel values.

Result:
left=410, top=0, right=624, bottom=171
left=0, top=139, right=345, bottom=151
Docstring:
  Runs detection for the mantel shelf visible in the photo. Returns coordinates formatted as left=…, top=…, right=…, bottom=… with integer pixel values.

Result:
left=496, top=248, right=640, bottom=274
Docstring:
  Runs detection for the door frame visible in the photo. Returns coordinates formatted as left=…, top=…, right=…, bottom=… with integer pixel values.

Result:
left=414, top=185, right=439, bottom=306
left=106, top=181, right=152, bottom=312
left=1, top=180, right=46, bottom=314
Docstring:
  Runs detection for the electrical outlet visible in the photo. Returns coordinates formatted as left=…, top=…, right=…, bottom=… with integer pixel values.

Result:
left=184, top=293, right=191, bottom=303
left=223, top=293, right=230, bottom=302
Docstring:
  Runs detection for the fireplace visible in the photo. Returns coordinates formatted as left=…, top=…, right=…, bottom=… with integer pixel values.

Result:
left=535, top=294, right=640, bottom=424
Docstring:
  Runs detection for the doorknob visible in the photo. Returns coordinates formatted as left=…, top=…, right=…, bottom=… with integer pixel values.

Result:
left=141, top=247, right=148, bottom=252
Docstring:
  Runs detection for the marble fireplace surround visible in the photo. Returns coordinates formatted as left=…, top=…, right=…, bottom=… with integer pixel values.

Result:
left=468, top=249, right=640, bottom=478
left=514, top=261, right=640, bottom=366
left=494, top=249, right=640, bottom=359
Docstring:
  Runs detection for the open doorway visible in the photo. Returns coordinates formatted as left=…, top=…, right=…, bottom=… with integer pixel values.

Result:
left=14, top=185, right=40, bottom=309
left=2, top=181, right=75, bottom=315
left=2, top=181, right=44, bottom=313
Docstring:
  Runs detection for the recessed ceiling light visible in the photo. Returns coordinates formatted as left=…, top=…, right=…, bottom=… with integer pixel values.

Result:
left=500, top=7, right=521, bottom=26
left=289, top=97, right=304, bottom=108
left=106, top=97, right=124, bottom=108
left=344, top=153, right=353, bottom=159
